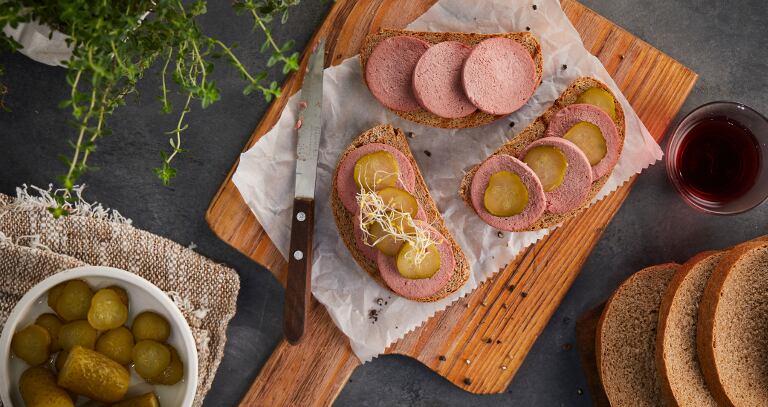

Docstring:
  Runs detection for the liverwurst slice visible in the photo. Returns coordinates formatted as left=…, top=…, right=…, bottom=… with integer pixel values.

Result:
left=462, top=37, right=538, bottom=115
left=520, top=137, right=592, bottom=215
left=336, top=143, right=416, bottom=214
left=546, top=103, right=620, bottom=179
left=365, top=36, right=430, bottom=112
left=412, top=41, right=477, bottom=119
left=470, top=154, right=546, bottom=231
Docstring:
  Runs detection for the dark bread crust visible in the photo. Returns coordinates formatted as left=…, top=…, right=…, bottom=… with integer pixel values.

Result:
left=360, top=29, right=544, bottom=129
left=458, top=77, right=626, bottom=231
left=330, top=124, right=470, bottom=302
left=696, top=239, right=768, bottom=407
left=655, top=251, right=722, bottom=407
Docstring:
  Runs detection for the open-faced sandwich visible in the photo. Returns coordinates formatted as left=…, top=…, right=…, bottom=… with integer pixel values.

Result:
left=331, top=124, right=470, bottom=302
left=360, top=29, right=543, bottom=128
left=459, top=77, right=626, bottom=231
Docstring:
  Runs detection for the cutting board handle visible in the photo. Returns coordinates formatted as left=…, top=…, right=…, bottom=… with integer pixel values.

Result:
left=241, top=300, right=360, bottom=406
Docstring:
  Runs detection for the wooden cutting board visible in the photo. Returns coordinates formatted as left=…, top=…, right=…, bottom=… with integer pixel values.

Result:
left=206, top=0, right=697, bottom=405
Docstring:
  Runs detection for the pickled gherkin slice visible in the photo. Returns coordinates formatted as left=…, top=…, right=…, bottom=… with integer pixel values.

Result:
left=563, top=121, right=607, bottom=165
left=19, top=366, right=74, bottom=407
left=353, top=151, right=399, bottom=191
left=523, top=146, right=568, bottom=192
left=113, top=392, right=160, bottom=407
left=47, top=282, right=67, bottom=310
left=55, top=350, right=69, bottom=372
left=150, top=345, right=184, bottom=385
left=11, top=324, right=51, bottom=366
left=57, top=345, right=130, bottom=403
left=483, top=171, right=529, bottom=217
left=376, top=187, right=419, bottom=217
left=35, top=313, right=64, bottom=352
left=58, top=320, right=98, bottom=351
left=367, top=222, right=405, bottom=257
left=131, top=311, right=170, bottom=342
left=576, top=87, right=616, bottom=119
left=396, top=242, right=441, bottom=279
left=106, top=285, right=130, bottom=307
left=55, top=280, right=93, bottom=321
left=88, top=288, right=129, bottom=330
left=95, top=326, right=134, bottom=365
left=132, top=340, right=172, bottom=380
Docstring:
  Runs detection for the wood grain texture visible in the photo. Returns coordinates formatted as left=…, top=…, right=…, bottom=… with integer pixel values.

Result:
left=204, top=0, right=698, bottom=405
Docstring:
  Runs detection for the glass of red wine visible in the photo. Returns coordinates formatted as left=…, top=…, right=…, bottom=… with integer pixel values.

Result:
left=666, top=101, right=768, bottom=214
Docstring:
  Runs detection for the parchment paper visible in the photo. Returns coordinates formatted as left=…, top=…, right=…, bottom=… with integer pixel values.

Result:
left=233, top=0, right=662, bottom=361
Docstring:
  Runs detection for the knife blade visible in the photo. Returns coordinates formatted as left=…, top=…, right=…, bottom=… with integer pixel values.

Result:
left=284, top=40, right=324, bottom=345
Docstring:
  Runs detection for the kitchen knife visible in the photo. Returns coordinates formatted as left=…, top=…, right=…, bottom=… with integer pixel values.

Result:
left=283, top=40, right=324, bottom=345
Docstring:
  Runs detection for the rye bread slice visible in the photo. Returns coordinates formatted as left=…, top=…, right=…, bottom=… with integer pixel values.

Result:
left=330, top=124, right=470, bottom=302
left=656, top=251, right=722, bottom=407
left=458, top=77, right=626, bottom=231
left=596, top=263, right=680, bottom=407
left=697, top=240, right=768, bottom=407
left=360, top=29, right=543, bottom=129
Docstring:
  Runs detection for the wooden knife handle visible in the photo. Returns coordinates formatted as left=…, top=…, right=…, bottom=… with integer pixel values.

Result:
left=284, top=197, right=315, bottom=344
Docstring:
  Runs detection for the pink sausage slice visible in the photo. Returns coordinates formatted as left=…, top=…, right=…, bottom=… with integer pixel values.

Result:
left=470, top=154, right=546, bottom=231
left=336, top=143, right=416, bottom=214
left=412, top=41, right=477, bottom=119
left=462, top=37, right=538, bottom=115
left=376, top=221, right=455, bottom=300
left=520, top=137, right=593, bottom=215
left=545, top=103, right=621, bottom=179
left=365, top=36, right=431, bottom=112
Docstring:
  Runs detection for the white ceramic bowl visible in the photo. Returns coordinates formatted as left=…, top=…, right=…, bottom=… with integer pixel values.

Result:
left=0, top=266, right=198, bottom=406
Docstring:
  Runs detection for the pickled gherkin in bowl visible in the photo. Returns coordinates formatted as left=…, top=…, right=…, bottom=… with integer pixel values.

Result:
left=1, top=266, right=198, bottom=407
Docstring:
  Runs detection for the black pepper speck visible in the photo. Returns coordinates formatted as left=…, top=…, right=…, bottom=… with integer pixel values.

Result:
left=424, top=150, right=432, bottom=157
left=562, top=64, right=568, bottom=70
left=525, top=26, right=530, bottom=31
left=509, top=121, right=515, bottom=128
left=497, top=231, right=504, bottom=238
left=438, top=355, right=446, bottom=361
left=521, top=291, right=528, bottom=298
left=484, top=338, right=492, bottom=344
left=407, top=132, right=415, bottom=139
left=577, top=388, right=584, bottom=395
left=496, top=340, right=502, bottom=344
left=508, top=285, right=515, bottom=292
left=532, top=4, right=537, bottom=10
left=463, top=378, right=472, bottom=385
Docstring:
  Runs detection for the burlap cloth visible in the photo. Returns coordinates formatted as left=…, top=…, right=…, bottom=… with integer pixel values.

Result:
left=0, top=187, right=240, bottom=406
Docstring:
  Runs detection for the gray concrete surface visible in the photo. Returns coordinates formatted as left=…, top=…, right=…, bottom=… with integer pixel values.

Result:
left=1, top=1, right=766, bottom=406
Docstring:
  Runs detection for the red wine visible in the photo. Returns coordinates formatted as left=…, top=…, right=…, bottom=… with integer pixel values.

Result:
left=676, top=116, right=761, bottom=203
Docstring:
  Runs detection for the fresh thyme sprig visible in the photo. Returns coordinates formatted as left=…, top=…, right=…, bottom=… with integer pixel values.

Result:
left=0, top=0, right=304, bottom=216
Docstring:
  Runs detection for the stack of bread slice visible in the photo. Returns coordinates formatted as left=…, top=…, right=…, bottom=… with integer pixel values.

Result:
left=578, top=235, right=768, bottom=407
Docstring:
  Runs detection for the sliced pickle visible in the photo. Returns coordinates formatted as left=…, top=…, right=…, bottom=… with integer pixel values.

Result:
left=132, top=340, right=172, bottom=380
left=523, top=146, right=568, bottom=192
left=396, top=242, right=441, bottom=279
left=55, top=280, right=94, bottom=321
left=149, top=345, right=184, bottom=385
left=19, top=366, right=74, bottom=407
left=376, top=187, right=419, bottom=217
left=95, top=327, right=134, bottom=365
left=55, top=350, right=69, bottom=372
left=367, top=222, right=405, bottom=256
left=576, top=87, right=616, bottom=119
left=353, top=151, right=400, bottom=191
left=58, top=320, right=98, bottom=351
left=131, top=311, right=170, bottom=342
left=35, top=313, right=64, bottom=352
left=106, top=285, right=130, bottom=307
left=11, top=324, right=51, bottom=366
left=113, top=392, right=160, bottom=407
left=57, top=346, right=130, bottom=403
left=47, top=282, right=67, bottom=310
left=88, top=288, right=129, bottom=331
left=563, top=121, right=607, bottom=166
left=483, top=171, right=529, bottom=217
